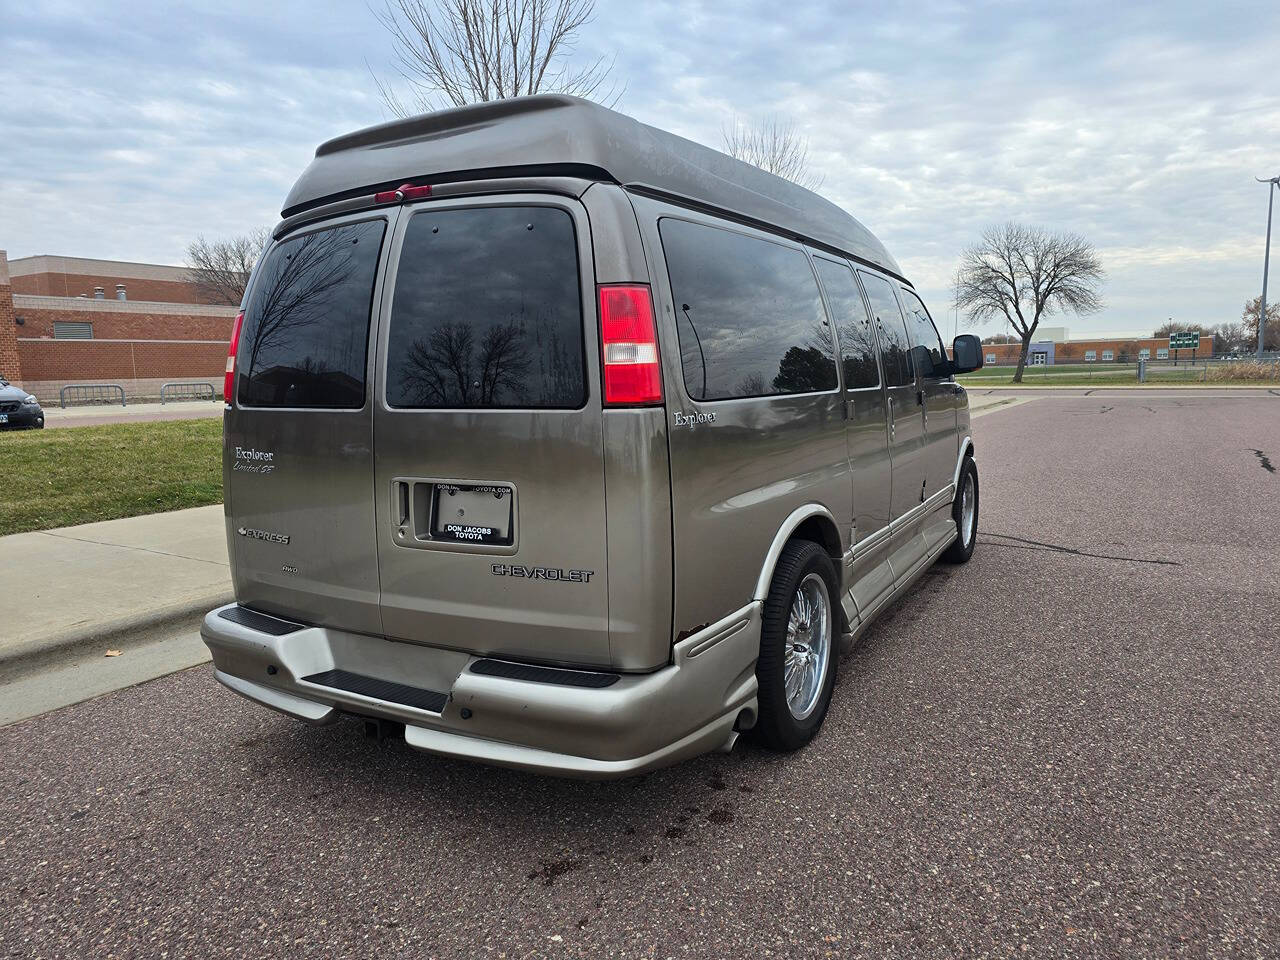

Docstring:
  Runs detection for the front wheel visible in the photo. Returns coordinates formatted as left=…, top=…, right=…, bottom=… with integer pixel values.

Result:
left=752, top=539, right=838, bottom=752
left=942, top=455, right=978, bottom=563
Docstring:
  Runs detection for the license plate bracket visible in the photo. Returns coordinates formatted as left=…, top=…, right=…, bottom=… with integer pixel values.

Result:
left=430, top=483, right=514, bottom=545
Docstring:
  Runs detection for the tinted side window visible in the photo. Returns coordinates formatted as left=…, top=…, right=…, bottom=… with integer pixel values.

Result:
left=660, top=219, right=836, bottom=400
left=814, top=258, right=879, bottom=390
left=238, top=219, right=385, bottom=408
left=386, top=206, right=585, bottom=409
left=858, top=271, right=913, bottom=387
left=899, top=288, right=948, bottom=378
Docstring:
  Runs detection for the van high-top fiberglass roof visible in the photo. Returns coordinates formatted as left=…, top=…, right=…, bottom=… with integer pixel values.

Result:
left=283, top=95, right=903, bottom=280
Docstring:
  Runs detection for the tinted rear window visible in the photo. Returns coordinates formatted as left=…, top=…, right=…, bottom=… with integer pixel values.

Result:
left=814, top=258, right=879, bottom=390
left=858, top=271, right=913, bottom=388
left=660, top=219, right=836, bottom=401
left=237, top=220, right=385, bottom=409
left=386, top=206, right=585, bottom=409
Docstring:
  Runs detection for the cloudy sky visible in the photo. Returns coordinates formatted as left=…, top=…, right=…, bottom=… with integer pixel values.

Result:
left=2, top=0, right=1277, bottom=337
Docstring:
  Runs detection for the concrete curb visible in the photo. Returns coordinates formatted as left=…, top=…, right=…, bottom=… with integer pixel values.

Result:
left=0, top=591, right=231, bottom=678
left=969, top=397, right=1035, bottom=419
left=964, top=383, right=1280, bottom=391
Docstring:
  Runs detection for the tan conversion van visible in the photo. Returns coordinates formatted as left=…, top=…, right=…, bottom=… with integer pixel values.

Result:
left=201, top=95, right=984, bottom=778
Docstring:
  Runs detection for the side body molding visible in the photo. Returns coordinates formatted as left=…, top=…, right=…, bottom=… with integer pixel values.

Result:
left=752, top=504, right=839, bottom=601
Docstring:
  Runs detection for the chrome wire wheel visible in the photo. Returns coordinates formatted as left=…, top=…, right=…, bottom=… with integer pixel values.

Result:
left=960, top=470, right=977, bottom=548
left=783, top=572, right=832, bottom=721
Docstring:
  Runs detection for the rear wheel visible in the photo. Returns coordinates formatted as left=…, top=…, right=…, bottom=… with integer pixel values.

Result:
left=942, top=455, right=978, bottom=563
left=753, top=539, right=838, bottom=751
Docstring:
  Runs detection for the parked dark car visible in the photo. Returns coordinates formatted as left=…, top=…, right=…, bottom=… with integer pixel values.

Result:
left=0, top=378, right=45, bottom=429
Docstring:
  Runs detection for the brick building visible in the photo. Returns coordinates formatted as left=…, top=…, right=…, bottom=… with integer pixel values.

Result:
left=0, top=252, right=238, bottom=402
left=982, top=333, right=1215, bottom=366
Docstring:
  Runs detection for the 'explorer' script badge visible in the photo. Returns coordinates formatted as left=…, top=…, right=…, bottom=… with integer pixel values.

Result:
left=674, top=411, right=716, bottom=427
left=238, top=526, right=290, bottom=545
left=491, top=563, right=594, bottom=584
left=233, top=446, right=276, bottom=474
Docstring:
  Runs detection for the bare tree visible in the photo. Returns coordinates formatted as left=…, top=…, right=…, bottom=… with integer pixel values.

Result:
left=953, top=223, right=1105, bottom=383
left=1153, top=319, right=1198, bottom=338
left=372, top=0, right=619, bottom=116
left=721, top=116, right=824, bottom=191
left=397, top=319, right=534, bottom=406
left=1241, top=295, right=1280, bottom=352
left=1207, top=321, right=1246, bottom=356
left=185, top=228, right=270, bottom=306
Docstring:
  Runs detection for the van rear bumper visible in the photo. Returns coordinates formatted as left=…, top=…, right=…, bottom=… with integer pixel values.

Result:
left=201, top=602, right=760, bottom=779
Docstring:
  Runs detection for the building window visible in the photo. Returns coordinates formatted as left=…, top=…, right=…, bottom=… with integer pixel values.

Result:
left=1101, top=349, right=1114, bottom=361
left=985, top=353, right=996, bottom=364
left=1139, top=348, right=1150, bottom=359
left=1157, top=348, right=1169, bottom=359
left=1084, top=350, right=1096, bottom=361
left=53, top=321, right=94, bottom=340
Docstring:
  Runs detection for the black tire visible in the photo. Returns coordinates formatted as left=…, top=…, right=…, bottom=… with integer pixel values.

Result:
left=942, top=455, right=978, bottom=564
left=752, top=539, right=839, bottom=752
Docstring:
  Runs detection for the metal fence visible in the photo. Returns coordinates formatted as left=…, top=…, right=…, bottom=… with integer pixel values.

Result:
left=159, top=381, right=216, bottom=403
left=966, top=357, right=1280, bottom=384
left=59, top=383, right=126, bottom=408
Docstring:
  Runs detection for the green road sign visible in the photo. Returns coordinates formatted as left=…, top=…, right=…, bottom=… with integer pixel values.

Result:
left=1169, top=331, right=1200, bottom=349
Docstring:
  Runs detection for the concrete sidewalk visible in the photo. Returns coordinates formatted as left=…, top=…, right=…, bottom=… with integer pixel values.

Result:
left=0, top=505, right=230, bottom=669
left=43, top=399, right=223, bottom=429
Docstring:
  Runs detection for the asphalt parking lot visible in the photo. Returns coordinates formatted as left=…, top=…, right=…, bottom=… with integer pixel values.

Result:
left=3, top=394, right=1277, bottom=959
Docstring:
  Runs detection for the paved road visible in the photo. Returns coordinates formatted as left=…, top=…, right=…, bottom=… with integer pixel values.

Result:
left=3, top=395, right=1277, bottom=958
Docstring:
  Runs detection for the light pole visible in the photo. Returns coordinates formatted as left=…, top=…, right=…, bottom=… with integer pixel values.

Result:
left=1258, top=175, right=1280, bottom=359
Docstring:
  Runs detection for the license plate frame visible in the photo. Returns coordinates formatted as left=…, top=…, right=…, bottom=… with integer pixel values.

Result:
left=430, top=483, right=514, bottom=545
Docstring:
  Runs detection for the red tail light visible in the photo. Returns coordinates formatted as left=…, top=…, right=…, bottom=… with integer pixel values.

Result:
left=599, top=285, right=663, bottom=406
left=224, top=310, right=244, bottom=403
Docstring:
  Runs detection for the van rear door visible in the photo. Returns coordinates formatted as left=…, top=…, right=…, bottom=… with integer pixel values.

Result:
left=226, top=212, right=395, bottom=635
left=371, top=196, right=612, bottom=668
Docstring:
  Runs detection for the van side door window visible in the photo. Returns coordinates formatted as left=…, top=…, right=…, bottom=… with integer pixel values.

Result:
left=857, top=272, right=913, bottom=388
left=898, top=288, right=948, bottom=380
left=857, top=269, right=925, bottom=529
left=659, top=218, right=836, bottom=400
left=898, top=285, right=962, bottom=505
left=812, top=257, right=879, bottom=391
